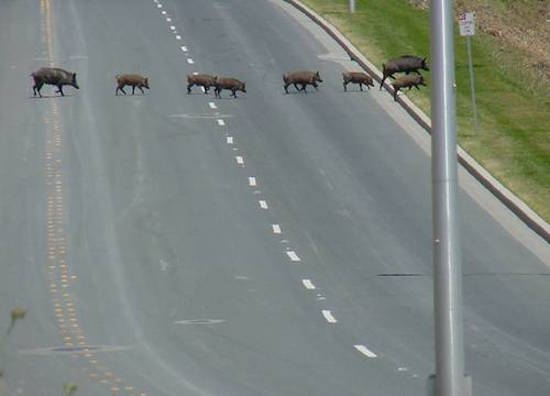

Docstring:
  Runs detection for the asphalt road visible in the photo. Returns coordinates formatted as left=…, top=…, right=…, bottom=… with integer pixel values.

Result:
left=1, top=0, right=550, bottom=395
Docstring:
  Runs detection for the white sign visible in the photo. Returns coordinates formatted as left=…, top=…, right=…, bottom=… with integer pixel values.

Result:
left=458, top=12, right=475, bottom=36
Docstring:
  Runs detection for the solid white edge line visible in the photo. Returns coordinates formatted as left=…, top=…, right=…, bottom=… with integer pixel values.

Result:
left=322, top=310, right=337, bottom=323
left=259, top=200, right=268, bottom=209
left=302, top=279, right=315, bottom=290
left=272, top=224, right=282, bottom=234
left=286, top=251, right=301, bottom=262
left=354, top=345, right=377, bottom=358
left=217, top=119, right=225, bottom=126
left=248, top=177, right=257, bottom=186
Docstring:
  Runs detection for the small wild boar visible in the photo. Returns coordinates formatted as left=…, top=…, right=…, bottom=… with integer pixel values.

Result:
left=391, top=74, right=426, bottom=101
left=214, top=77, right=246, bottom=98
left=115, top=74, right=150, bottom=95
left=31, top=67, right=79, bottom=97
left=380, top=55, right=429, bottom=89
left=187, top=74, right=217, bottom=94
left=283, top=70, right=323, bottom=93
left=342, top=71, right=374, bottom=92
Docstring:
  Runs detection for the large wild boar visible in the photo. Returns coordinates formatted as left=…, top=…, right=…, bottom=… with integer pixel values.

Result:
left=187, top=74, right=217, bottom=94
left=380, top=55, right=429, bottom=89
left=214, top=77, right=246, bottom=98
left=283, top=70, right=323, bottom=93
left=31, top=67, right=79, bottom=97
left=391, top=74, right=426, bottom=101
left=115, top=74, right=150, bottom=95
left=342, top=71, right=374, bottom=92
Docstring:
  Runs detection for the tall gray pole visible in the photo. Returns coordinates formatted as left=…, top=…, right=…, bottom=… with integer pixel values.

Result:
left=430, top=0, right=466, bottom=395
left=349, top=0, right=355, bottom=13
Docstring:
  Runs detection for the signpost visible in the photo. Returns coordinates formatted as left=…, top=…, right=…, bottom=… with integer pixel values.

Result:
left=459, top=12, right=479, bottom=133
left=349, top=0, right=355, bottom=14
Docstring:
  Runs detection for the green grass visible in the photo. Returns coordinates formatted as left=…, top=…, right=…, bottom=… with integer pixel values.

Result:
left=301, top=0, right=550, bottom=221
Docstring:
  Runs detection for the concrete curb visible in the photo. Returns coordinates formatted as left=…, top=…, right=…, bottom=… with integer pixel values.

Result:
left=284, top=0, right=550, bottom=244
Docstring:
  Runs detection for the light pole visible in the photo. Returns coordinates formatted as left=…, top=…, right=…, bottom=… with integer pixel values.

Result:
left=429, top=0, right=470, bottom=395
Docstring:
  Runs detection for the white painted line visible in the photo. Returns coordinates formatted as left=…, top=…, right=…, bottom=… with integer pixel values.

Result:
left=302, top=279, right=316, bottom=290
left=226, top=136, right=234, bottom=144
left=181, top=46, right=188, bottom=52
left=217, top=119, right=225, bottom=126
left=259, top=200, right=268, bottom=209
left=166, top=17, right=172, bottom=22
left=248, top=177, right=257, bottom=187
left=354, top=345, right=378, bottom=358
left=175, top=35, right=181, bottom=40
left=201, top=86, right=206, bottom=93
left=170, top=25, right=176, bottom=30
left=322, top=310, right=337, bottom=323
left=192, top=72, right=199, bottom=75
left=286, top=251, right=301, bottom=262
left=209, top=102, right=217, bottom=109
left=235, top=156, right=244, bottom=165
left=161, top=10, right=166, bottom=14
left=157, top=4, right=162, bottom=8
left=187, top=58, right=195, bottom=64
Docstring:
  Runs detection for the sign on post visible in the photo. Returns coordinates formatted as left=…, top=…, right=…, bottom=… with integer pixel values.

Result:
left=458, top=12, right=475, bottom=36
left=458, top=12, right=479, bottom=133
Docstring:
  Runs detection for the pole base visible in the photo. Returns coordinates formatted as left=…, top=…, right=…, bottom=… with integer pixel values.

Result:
left=427, top=374, right=472, bottom=396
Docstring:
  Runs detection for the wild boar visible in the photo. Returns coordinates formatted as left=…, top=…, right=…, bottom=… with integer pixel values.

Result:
left=380, top=55, right=429, bottom=89
left=283, top=70, right=323, bottom=93
left=391, top=74, right=426, bottom=101
left=342, top=71, right=374, bottom=92
left=31, top=67, right=79, bottom=97
left=187, top=74, right=217, bottom=94
left=115, top=74, right=150, bottom=95
left=214, top=77, right=246, bottom=98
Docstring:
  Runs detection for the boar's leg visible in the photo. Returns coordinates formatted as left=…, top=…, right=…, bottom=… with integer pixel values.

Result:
left=343, top=81, right=347, bottom=92
left=33, top=82, right=44, bottom=97
left=284, top=83, right=290, bottom=94
left=359, top=83, right=363, bottom=91
left=117, top=86, right=127, bottom=95
left=138, top=86, right=145, bottom=95
left=393, top=88, right=399, bottom=101
left=204, top=86, right=210, bottom=94
left=57, top=85, right=65, bottom=96
left=232, top=89, right=237, bottom=98
left=131, top=86, right=136, bottom=95
left=187, top=83, right=193, bottom=94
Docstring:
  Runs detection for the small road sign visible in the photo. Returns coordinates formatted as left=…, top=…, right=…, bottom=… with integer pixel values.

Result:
left=459, top=12, right=475, bottom=36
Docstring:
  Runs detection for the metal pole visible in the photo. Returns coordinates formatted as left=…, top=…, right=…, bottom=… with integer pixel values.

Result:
left=466, top=36, right=479, bottom=133
left=349, top=0, right=355, bottom=14
left=430, top=0, right=466, bottom=395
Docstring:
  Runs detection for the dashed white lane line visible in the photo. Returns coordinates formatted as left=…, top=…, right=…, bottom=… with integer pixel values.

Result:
left=187, top=58, right=195, bottom=64
left=209, top=102, right=217, bottom=109
left=161, top=10, right=166, bottom=15
left=192, top=72, right=199, bottom=75
left=354, top=345, right=378, bottom=358
left=217, top=119, right=225, bottom=126
left=181, top=46, right=188, bottom=52
left=248, top=177, right=257, bottom=187
left=322, top=310, right=337, bottom=323
left=166, top=17, right=171, bottom=22
left=175, top=35, right=181, bottom=40
left=272, top=224, right=282, bottom=234
left=169, top=25, right=176, bottom=30
left=157, top=4, right=162, bottom=8
left=302, top=279, right=316, bottom=290
left=226, top=136, right=234, bottom=144
left=259, top=200, right=268, bottom=209
left=235, top=156, right=244, bottom=165
left=286, top=251, right=301, bottom=262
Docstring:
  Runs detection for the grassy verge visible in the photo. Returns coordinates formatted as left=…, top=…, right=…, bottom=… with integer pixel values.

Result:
left=300, top=0, right=550, bottom=222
